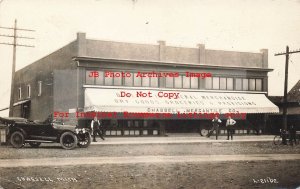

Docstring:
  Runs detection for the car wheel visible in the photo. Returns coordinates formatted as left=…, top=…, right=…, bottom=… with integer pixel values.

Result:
left=273, top=135, right=282, bottom=145
left=60, top=132, right=78, bottom=150
left=200, top=129, right=209, bottom=136
left=10, top=131, right=25, bottom=148
left=78, top=132, right=92, bottom=148
left=29, top=142, right=41, bottom=148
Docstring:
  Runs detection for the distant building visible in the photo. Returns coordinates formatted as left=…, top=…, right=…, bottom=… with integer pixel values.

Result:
left=268, top=80, right=300, bottom=133
left=12, top=33, right=278, bottom=136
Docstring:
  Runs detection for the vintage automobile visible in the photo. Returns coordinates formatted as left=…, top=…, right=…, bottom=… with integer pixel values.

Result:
left=0, top=116, right=91, bottom=150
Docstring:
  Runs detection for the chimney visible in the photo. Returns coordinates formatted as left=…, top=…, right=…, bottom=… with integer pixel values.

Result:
left=197, top=44, right=206, bottom=64
left=77, top=32, right=86, bottom=57
left=260, top=49, right=268, bottom=68
left=157, top=40, right=166, bottom=61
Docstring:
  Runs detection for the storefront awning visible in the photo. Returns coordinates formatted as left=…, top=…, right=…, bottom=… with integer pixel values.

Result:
left=84, top=88, right=279, bottom=114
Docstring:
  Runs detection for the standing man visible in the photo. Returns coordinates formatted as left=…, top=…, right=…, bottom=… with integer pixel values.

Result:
left=226, top=116, right=236, bottom=140
left=91, top=116, right=105, bottom=142
left=207, top=115, right=222, bottom=140
left=289, top=125, right=297, bottom=145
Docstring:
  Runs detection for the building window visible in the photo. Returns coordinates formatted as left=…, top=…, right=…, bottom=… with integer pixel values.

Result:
left=242, top=79, right=249, bottom=91
left=18, top=87, right=21, bottom=99
left=150, top=77, right=158, bottom=87
left=256, top=79, right=262, bottom=91
left=124, top=73, right=133, bottom=86
left=174, top=76, right=182, bottom=88
left=27, top=85, right=31, bottom=98
left=142, top=77, right=150, bottom=87
left=249, top=79, right=256, bottom=91
left=190, top=77, right=198, bottom=89
left=165, top=77, right=174, bottom=88
left=133, top=73, right=142, bottom=87
left=205, top=77, right=212, bottom=89
left=235, top=78, right=242, bottom=91
left=38, top=81, right=42, bottom=96
left=227, top=78, right=233, bottom=90
left=182, top=76, right=190, bottom=89
left=114, top=76, right=122, bottom=86
left=105, top=75, right=113, bottom=86
left=220, top=77, right=226, bottom=90
left=212, top=77, right=220, bottom=90
left=86, top=70, right=95, bottom=84
left=95, top=71, right=104, bottom=85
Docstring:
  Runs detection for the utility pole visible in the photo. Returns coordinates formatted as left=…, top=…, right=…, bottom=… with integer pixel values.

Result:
left=275, top=46, right=300, bottom=142
left=0, top=19, right=34, bottom=116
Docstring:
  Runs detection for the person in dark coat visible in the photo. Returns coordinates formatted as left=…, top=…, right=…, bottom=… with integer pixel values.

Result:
left=207, top=115, right=222, bottom=140
left=91, top=117, right=105, bottom=142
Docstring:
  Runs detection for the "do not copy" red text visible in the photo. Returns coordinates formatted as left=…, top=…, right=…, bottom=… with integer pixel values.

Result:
left=119, top=91, right=180, bottom=99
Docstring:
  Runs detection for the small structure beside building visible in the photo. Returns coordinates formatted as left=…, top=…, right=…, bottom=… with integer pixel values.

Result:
left=268, top=80, right=300, bottom=134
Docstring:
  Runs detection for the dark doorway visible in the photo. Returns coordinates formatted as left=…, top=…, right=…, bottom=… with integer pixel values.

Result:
left=21, top=101, right=31, bottom=119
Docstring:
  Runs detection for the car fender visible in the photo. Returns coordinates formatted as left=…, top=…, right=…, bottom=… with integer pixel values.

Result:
left=9, top=127, right=28, bottom=139
left=59, top=130, right=77, bottom=138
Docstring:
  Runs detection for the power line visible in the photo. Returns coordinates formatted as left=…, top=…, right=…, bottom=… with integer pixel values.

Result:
left=274, top=46, right=300, bottom=144
left=0, top=34, right=35, bottom=39
left=0, top=19, right=35, bottom=117
left=0, top=26, right=35, bottom=32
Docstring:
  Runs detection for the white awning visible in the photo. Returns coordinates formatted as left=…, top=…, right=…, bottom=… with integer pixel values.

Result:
left=84, top=88, right=279, bottom=114
left=13, top=100, right=30, bottom=107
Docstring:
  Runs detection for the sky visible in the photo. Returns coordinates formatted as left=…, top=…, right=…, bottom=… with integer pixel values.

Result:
left=0, top=0, right=300, bottom=116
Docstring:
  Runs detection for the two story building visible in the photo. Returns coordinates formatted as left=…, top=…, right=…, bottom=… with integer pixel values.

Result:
left=12, top=33, right=278, bottom=136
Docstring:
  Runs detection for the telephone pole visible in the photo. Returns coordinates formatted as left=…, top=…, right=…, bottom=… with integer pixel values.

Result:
left=0, top=19, right=34, bottom=116
left=275, top=46, right=300, bottom=134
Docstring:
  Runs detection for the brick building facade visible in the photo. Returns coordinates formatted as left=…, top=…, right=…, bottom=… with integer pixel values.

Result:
left=12, top=33, right=278, bottom=136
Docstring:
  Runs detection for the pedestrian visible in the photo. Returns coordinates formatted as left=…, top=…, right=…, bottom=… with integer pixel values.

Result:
left=207, top=115, right=222, bottom=140
left=226, top=116, right=236, bottom=140
left=289, top=125, right=297, bottom=145
left=91, top=116, right=105, bottom=142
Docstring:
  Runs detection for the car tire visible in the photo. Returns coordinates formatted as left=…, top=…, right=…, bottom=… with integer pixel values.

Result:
left=200, top=129, right=209, bottom=136
left=78, top=132, right=92, bottom=148
left=10, top=131, right=25, bottom=148
left=29, top=142, right=41, bottom=148
left=60, top=132, right=78, bottom=150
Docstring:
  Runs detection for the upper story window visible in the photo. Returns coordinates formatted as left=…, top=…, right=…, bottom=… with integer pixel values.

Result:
left=212, top=77, right=220, bottom=90
left=142, top=77, right=150, bottom=87
left=150, top=77, right=158, bottom=87
left=104, top=75, right=113, bottom=86
left=255, top=79, right=262, bottom=91
left=174, top=76, right=182, bottom=88
left=190, top=77, right=198, bottom=89
left=18, top=87, right=21, bottom=100
left=227, top=78, right=233, bottom=90
left=124, top=73, right=133, bottom=86
left=249, top=79, right=256, bottom=91
left=84, top=69, right=264, bottom=92
left=27, top=85, right=31, bottom=98
left=205, top=77, right=212, bottom=89
left=38, top=81, right=42, bottom=96
left=133, top=73, right=142, bottom=87
left=183, top=76, right=190, bottom=89
left=95, top=71, right=104, bottom=85
left=235, top=78, right=242, bottom=91
left=242, top=79, right=249, bottom=91
left=165, top=77, right=174, bottom=88
left=220, top=77, right=226, bottom=90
